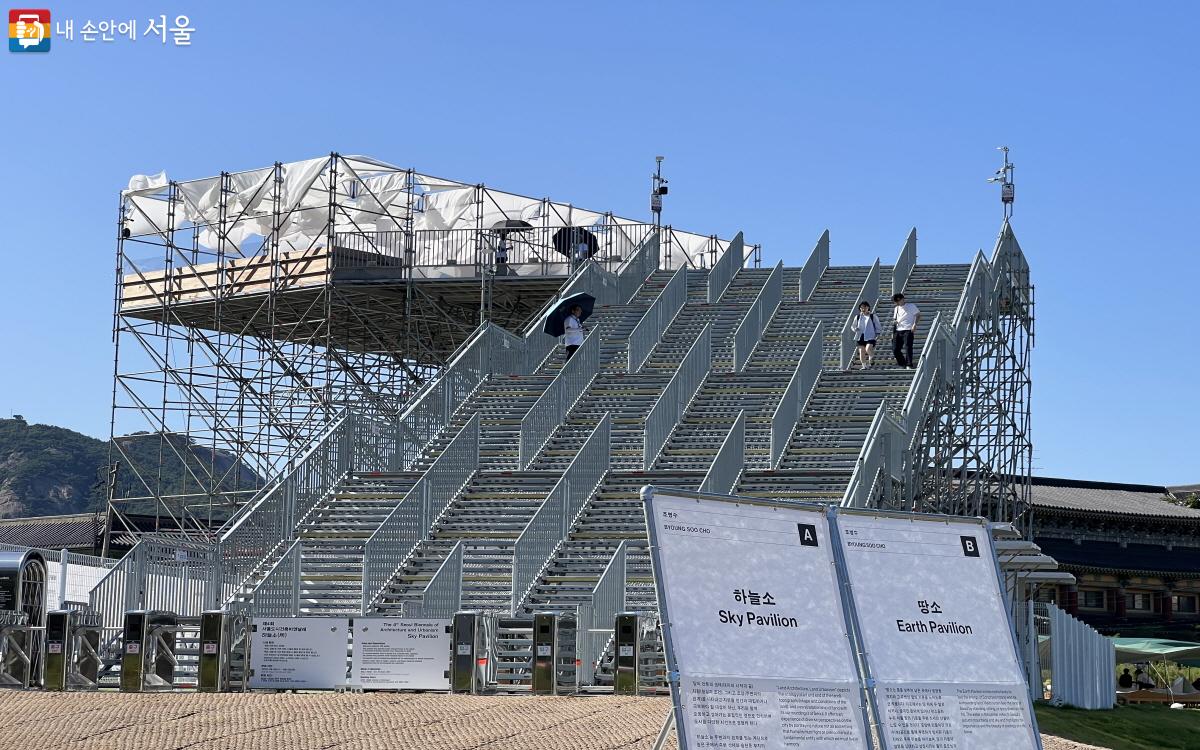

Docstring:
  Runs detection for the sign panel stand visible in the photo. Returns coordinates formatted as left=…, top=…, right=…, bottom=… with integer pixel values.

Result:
left=830, top=508, right=1042, bottom=750
left=644, top=487, right=873, bottom=750
left=350, top=618, right=453, bottom=691
left=249, top=618, right=350, bottom=691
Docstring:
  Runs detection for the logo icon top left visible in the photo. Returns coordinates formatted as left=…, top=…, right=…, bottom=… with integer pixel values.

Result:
left=9, top=9, right=51, bottom=52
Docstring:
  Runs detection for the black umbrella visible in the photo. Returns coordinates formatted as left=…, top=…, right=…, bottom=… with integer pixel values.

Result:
left=491, top=219, right=534, bottom=236
left=552, top=226, right=599, bottom=259
left=540, top=292, right=596, bottom=337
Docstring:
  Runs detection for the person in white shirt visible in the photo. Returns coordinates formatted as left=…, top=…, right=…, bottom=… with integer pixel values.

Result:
left=891, top=293, right=921, bottom=368
left=563, top=305, right=585, bottom=360
left=850, top=301, right=882, bottom=370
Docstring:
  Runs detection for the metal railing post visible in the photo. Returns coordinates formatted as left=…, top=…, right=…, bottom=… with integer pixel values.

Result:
left=798, top=230, right=830, bottom=302
left=706, top=231, right=745, bottom=304
left=628, top=265, right=687, bottom=373
left=700, top=411, right=745, bottom=495
left=732, top=261, right=783, bottom=372
left=644, top=325, right=711, bottom=470
left=511, top=414, right=611, bottom=615
left=769, top=320, right=823, bottom=469
left=891, top=228, right=917, bottom=297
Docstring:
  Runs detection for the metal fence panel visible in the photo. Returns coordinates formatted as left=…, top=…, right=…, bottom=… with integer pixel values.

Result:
left=1044, top=602, right=1116, bottom=709
left=334, top=222, right=657, bottom=278
left=511, top=414, right=611, bottom=615
left=644, top=325, right=711, bottom=470
left=89, top=536, right=229, bottom=630
left=627, top=265, right=687, bottom=373
left=732, top=261, right=783, bottom=372
left=248, top=541, right=303, bottom=618
left=700, top=411, right=745, bottom=495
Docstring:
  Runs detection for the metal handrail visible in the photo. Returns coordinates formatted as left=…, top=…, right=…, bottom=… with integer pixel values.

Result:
left=333, top=222, right=658, bottom=276
left=951, top=251, right=989, bottom=340
left=644, top=324, right=711, bottom=470
left=841, top=404, right=905, bottom=509
left=359, top=413, right=480, bottom=613
left=519, top=330, right=600, bottom=469
left=700, top=410, right=745, bottom=495
left=769, top=321, right=825, bottom=469
left=899, top=313, right=945, bottom=426
left=578, top=540, right=626, bottom=686
left=249, top=539, right=302, bottom=618
left=216, top=409, right=357, bottom=591
left=511, top=414, right=611, bottom=615
left=401, top=541, right=464, bottom=619
left=224, top=322, right=491, bottom=529
left=215, top=323, right=506, bottom=600
left=732, top=261, right=784, bottom=372
left=798, top=230, right=830, bottom=302
left=627, top=265, right=687, bottom=373
left=891, top=228, right=917, bottom=297
left=616, top=229, right=661, bottom=303
left=217, top=408, right=351, bottom=536
left=706, top=231, right=745, bottom=303
left=839, top=258, right=881, bottom=370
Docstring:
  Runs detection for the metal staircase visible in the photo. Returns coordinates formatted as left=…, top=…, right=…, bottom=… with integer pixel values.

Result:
left=87, top=221, right=1033, bottom=694
left=742, top=263, right=970, bottom=502
left=366, top=301, right=652, bottom=615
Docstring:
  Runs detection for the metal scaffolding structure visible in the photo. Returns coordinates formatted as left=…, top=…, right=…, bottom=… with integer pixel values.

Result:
left=107, top=153, right=741, bottom=541
left=909, top=221, right=1035, bottom=526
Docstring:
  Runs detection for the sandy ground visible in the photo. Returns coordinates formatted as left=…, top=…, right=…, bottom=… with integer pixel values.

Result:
left=0, top=692, right=1107, bottom=750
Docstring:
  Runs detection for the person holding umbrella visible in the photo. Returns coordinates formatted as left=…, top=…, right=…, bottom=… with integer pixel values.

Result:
left=563, top=304, right=586, bottom=360
left=540, top=291, right=596, bottom=364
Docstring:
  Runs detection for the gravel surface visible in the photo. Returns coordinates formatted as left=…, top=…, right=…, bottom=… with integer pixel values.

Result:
left=0, top=692, right=1110, bottom=749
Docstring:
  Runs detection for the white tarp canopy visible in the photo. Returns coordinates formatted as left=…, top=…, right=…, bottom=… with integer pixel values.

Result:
left=124, top=155, right=725, bottom=268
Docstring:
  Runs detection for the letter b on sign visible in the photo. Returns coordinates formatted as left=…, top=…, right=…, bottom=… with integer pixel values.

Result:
left=960, top=536, right=980, bottom=557
left=798, top=524, right=818, bottom=547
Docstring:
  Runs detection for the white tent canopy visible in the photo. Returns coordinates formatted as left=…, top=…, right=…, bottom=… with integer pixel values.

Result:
left=123, top=154, right=730, bottom=269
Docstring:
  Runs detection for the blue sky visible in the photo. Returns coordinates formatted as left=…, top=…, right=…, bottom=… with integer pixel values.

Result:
left=1, top=2, right=1197, bottom=485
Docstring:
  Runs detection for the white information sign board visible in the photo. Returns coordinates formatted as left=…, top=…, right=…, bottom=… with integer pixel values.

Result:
left=646, top=491, right=871, bottom=750
left=249, top=617, right=349, bottom=690
left=350, top=618, right=452, bottom=690
left=834, top=511, right=1041, bottom=750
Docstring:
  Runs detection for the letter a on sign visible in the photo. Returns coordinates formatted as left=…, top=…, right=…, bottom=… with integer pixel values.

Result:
left=798, top=524, right=818, bottom=547
left=960, top=536, right=980, bottom=557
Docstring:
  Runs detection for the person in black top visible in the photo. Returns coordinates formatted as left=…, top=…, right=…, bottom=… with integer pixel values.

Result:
left=1118, top=668, right=1133, bottom=689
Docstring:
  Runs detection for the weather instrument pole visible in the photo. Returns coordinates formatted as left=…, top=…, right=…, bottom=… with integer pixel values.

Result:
left=650, top=156, right=668, bottom=227
left=988, top=146, right=1016, bottom=219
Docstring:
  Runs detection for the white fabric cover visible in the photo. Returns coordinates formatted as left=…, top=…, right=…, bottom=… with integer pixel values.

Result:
left=124, top=155, right=732, bottom=267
